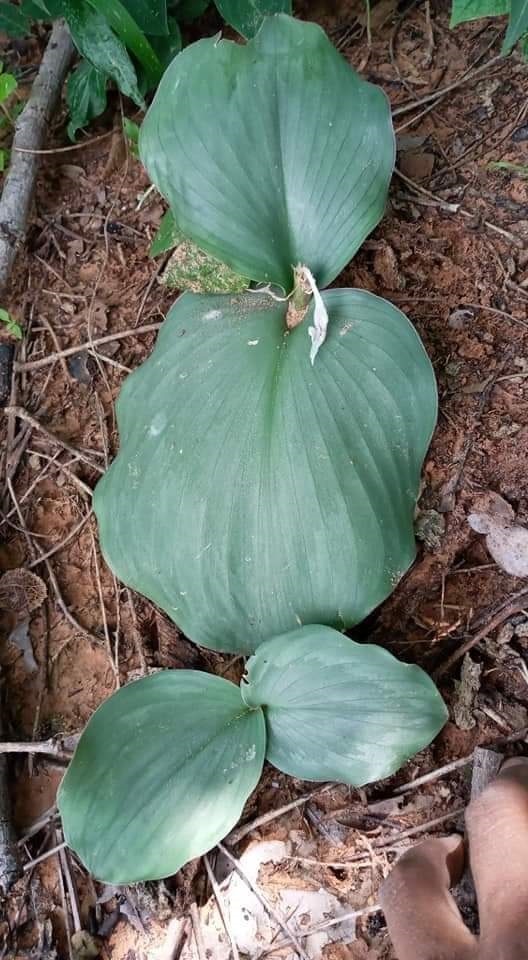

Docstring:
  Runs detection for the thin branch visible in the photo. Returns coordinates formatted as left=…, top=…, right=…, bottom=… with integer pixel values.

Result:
left=14, top=322, right=162, bottom=372
left=23, top=839, right=66, bottom=872
left=0, top=676, right=20, bottom=892
left=3, top=407, right=103, bottom=473
left=58, top=834, right=81, bottom=933
left=393, top=755, right=472, bottom=795
left=28, top=509, right=93, bottom=568
left=228, top=783, right=337, bottom=845
left=392, top=53, right=504, bottom=117
left=203, top=854, right=240, bottom=960
left=435, top=588, right=528, bottom=678
left=190, top=903, right=207, bottom=960
left=372, top=808, right=465, bottom=849
left=0, top=20, right=74, bottom=290
left=261, top=904, right=382, bottom=955
left=0, top=740, right=71, bottom=760
left=17, top=804, right=58, bottom=847
left=13, top=129, right=113, bottom=155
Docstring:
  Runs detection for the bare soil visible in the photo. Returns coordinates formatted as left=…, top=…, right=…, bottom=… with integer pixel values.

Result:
left=1, top=1, right=528, bottom=957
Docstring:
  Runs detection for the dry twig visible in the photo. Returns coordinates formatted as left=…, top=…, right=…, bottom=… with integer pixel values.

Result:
left=203, top=854, right=240, bottom=960
left=3, top=407, right=103, bottom=473
left=0, top=21, right=74, bottom=289
left=15, top=322, right=162, bottom=372
left=228, top=783, right=338, bottom=845
left=435, top=587, right=528, bottom=678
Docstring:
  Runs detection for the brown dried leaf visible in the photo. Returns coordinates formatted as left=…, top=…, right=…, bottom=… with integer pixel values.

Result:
left=0, top=569, right=47, bottom=617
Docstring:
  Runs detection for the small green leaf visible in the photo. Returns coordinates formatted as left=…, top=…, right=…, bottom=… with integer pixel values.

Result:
left=66, top=60, right=107, bottom=140
left=7, top=319, right=22, bottom=339
left=214, top=0, right=292, bottom=37
left=0, top=2, right=31, bottom=36
left=140, top=16, right=394, bottom=292
left=149, top=208, right=183, bottom=256
left=489, top=159, right=528, bottom=177
left=242, top=626, right=448, bottom=785
left=0, top=147, right=7, bottom=171
left=503, top=0, right=528, bottom=49
left=59, top=671, right=266, bottom=883
left=0, top=307, right=22, bottom=338
left=0, top=71, right=17, bottom=103
left=56, top=0, right=145, bottom=107
left=450, top=0, right=508, bottom=25
left=122, top=116, right=140, bottom=155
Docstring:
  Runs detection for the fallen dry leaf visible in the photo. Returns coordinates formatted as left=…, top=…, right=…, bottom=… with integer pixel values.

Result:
left=468, top=495, right=528, bottom=577
left=176, top=840, right=356, bottom=960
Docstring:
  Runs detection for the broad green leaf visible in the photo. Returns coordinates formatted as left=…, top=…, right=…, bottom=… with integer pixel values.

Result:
left=94, top=288, right=437, bottom=655
left=503, top=0, right=528, bottom=48
left=214, top=0, right=292, bottom=37
left=66, top=61, right=107, bottom=140
left=242, top=626, right=448, bottom=785
left=59, top=671, right=266, bottom=883
left=0, top=2, right=31, bottom=35
left=0, top=72, right=17, bottom=103
left=87, top=0, right=162, bottom=85
left=139, top=15, right=394, bottom=293
left=149, top=208, right=183, bottom=256
left=56, top=0, right=145, bottom=107
left=450, top=0, right=508, bottom=25
left=121, top=0, right=168, bottom=34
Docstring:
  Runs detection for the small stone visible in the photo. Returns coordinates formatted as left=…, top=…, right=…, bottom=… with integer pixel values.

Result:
left=513, top=124, right=528, bottom=142
left=453, top=654, right=482, bottom=731
left=415, top=509, right=445, bottom=550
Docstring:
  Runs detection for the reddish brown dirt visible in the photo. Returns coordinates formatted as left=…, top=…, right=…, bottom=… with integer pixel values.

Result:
left=1, top=1, right=528, bottom=957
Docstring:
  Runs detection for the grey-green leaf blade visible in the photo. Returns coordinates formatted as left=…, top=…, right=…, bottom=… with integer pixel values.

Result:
left=58, top=671, right=266, bottom=883
left=139, top=15, right=394, bottom=291
left=94, top=288, right=436, bottom=655
left=242, top=625, right=448, bottom=785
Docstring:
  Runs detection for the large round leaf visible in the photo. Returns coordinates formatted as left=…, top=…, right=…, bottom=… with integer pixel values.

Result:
left=94, top=288, right=437, bottom=655
left=58, top=671, right=266, bottom=883
left=139, top=15, right=394, bottom=291
left=242, top=625, right=448, bottom=785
